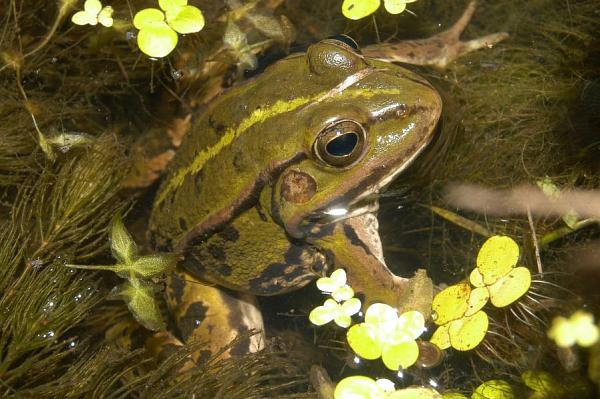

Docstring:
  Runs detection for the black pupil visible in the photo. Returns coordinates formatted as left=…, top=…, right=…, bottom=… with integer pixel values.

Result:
left=326, top=133, right=358, bottom=156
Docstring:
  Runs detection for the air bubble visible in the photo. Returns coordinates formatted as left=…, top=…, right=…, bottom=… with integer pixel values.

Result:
left=39, top=330, right=55, bottom=339
left=171, top=70, right=183, bottom=80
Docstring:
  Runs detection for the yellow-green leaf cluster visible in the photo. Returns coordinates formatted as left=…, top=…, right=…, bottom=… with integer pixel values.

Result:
left=547, top=310, right=599, bottom=348
left=133, top=0, right=205, bottom=58
left=334, top=375, right=442, bottom=399
left=346, top=303, right=425, bottom=370
left=472, top=380, right=514, bottom=399
left=71, top=0, right=114, bottom=27
left=309, top=269, right=361, bottom=328
left=470, top=236, right=531, bottom=307
left=521, top=370, right=566, bottom=398
left=341, top=0, right=418, bottom=20
left=430, top=236, right=531, bottom=352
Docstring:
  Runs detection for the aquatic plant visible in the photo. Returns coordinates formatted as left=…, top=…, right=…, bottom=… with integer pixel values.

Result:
left=471, top=380, right=514, bottom=399
left=341, top=0, right=417, bottom=20
left=334, top=375, right=441, bottom=398
left=429, top=282, right=489, bottom=352
left=310, top=269, right=362, bottom=328
left=469, top=236, right=531, bottom=308
left=67, top=215, right=177, bottom=331
left=521, top=370, right=566, bottom=398
left=430, top=236, right=531, bottom=351
left=71, top=0, right=114, bottom=27
left=547, top=310, right=599, bottom=349
left=347, top=305, right=426, bottom=370
left=309, top=269, right=427, bottom=370
left=133, top=0, right=205, bottom=58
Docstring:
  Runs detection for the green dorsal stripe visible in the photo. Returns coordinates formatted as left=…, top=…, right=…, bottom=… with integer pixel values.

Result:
left=155, top=88, right=403, bottom=206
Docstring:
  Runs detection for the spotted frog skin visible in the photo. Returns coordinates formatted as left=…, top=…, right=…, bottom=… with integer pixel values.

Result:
left=148, top=1, right=506, bottom=360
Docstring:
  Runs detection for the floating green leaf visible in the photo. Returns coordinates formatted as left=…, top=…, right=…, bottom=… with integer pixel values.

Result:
left=341, top=0, right=380, bottom=20
left=309, top=297, right=361, bottom=328
left=472, top=380, right=514, bottom=399
left=383, top=0, right=417, bottom=15
left=476, top=236, right=519, bottom=285
left=133, top=0, right=204, bottom=58
left=341, top=0, right=417, bottom=20
left=487, top=267, right=531, bottom=308
left=165, top=4, right=205, bottom=34
left=71, top=0, right=114, bottom=27
left=448, top=310, right=488, bottom=351
left=347, top=304, right=425, bottom=370
left=521, top=370, right=565, bottom=397
left=432, top=282, right=471, bottom=325
left=381, top=340, right=419, bottom=370
left=547, top=310, right=599, bottom=348
left=334, top=375, right=387, bottom=399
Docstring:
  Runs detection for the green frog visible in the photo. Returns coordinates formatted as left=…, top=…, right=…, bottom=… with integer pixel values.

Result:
left=147, top=1, right=506, bottom=361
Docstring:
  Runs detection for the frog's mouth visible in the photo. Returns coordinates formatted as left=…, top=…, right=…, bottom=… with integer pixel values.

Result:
left=306, top=195, right=379, bottom=225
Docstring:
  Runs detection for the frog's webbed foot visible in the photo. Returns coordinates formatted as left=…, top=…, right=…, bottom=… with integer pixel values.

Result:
left=362, top=0, right=509, bottom=69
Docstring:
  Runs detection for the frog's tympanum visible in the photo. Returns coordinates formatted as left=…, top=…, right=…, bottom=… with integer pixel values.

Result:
left=148, top=1, right=506, bottom=361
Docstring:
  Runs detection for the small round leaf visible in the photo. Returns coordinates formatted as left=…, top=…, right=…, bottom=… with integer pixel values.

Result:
left=347, top=323, right=382, bottom=359
left=166, top=5, right=205, bottom=34
left=133, top=8, right=165, bottom=30
left=137, top=22, right=178, bottom=58
left=387, top=387, right=443, bottom=399
left=365, top=302, right=398, bottom=333
left=476, top=236, right=519, bottom=285
left=382, top=340, right=419, bottom=370
left=488, top=267, right=531, bottom=308
left=432, top=282, right=470, bottom=325
left=397, top=310, right=426, bottom=340
left=465, top=287, right=489, bottom=317
left=309, top=299, right=338, bottom=326
left=342, top=0, right=381, bottom=20
left=341, top=297, right=362, bottom=316
left=472, top=380, right=515, bottom=399
left=469, top=268, right=485, bottom=288
left=448, top=310, right=488, bottom=351
left=429, top=324, right=451, bottom=350
left=334, top=375, right=384, bottom=399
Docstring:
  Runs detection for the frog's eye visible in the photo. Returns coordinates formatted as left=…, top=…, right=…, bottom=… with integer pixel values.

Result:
left=314, top=120, right=366, bottom=167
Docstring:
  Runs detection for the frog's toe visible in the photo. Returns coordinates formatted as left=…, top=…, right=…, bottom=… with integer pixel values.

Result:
left=362, top=0, right=508, bottom=69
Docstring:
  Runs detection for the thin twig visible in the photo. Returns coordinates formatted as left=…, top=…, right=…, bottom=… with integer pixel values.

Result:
left=527, top=207, right=543, bottom=275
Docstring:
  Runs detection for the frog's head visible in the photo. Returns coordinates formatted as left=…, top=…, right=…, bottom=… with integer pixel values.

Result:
left=272, top=39, right=442, bottom=238
left=268, top=39, right=440, bottom=310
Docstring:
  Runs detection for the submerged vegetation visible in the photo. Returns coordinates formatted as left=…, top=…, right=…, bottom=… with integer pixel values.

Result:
left=0, top=0, right=599, bottom=397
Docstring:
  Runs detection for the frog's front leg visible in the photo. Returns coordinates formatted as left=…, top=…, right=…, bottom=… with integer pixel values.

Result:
left=310, top=213, right=434, bottom=318
left=362, top=0, right=508, bottom=69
